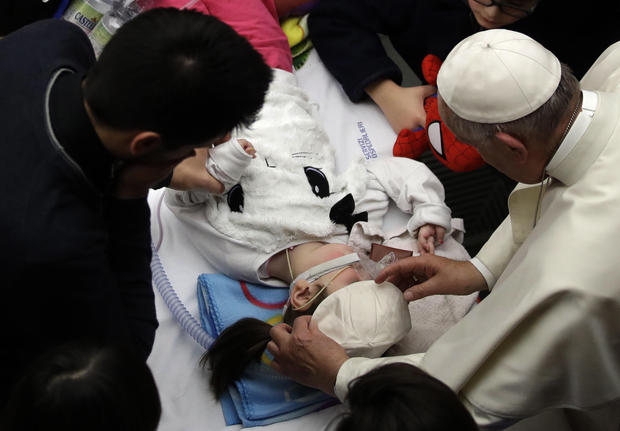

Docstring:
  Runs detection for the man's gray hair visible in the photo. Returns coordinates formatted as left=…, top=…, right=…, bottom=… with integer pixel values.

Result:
left=438, top=63, right=580, bottom=151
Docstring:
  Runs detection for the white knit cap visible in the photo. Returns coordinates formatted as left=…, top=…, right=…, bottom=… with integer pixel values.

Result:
left=312, top=280, right=411, bottom=358
left=437, top=29, right=561, bottom=123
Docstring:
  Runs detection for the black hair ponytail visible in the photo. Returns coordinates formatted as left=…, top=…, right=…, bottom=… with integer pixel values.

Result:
left=201, top=289, right=329, bottom=398
left=200, top=317, right=271, bottom=399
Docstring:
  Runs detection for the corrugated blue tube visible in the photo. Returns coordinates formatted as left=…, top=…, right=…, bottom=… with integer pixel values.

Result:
left=151, top=245, right=214, bottom=350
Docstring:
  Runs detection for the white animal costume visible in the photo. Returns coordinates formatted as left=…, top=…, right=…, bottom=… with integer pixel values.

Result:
left=166, top=69, right=466, bottom=286
left=166, top=68, right=475, bottom=355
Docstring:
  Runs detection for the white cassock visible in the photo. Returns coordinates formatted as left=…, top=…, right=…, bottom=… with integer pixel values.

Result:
left=335, top=42, right=620, bottom=430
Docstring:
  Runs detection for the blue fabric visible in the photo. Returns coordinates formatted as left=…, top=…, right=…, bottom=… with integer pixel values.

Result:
left=197, top=274, right=337, bottom=427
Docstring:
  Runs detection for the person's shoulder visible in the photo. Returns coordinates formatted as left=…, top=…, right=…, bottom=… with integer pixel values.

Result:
left=3, top=19, right=95, bottom=71
left=5, top=19, right=92, bottom=57
left=5, top=18, right=85, bottom=43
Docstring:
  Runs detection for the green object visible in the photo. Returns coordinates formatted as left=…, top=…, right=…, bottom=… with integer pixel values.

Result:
left=63, top=0, right=112, bottom=34
left=89, top=16, right=115, bottom=57
left=292, top=40, right=313, bottom=70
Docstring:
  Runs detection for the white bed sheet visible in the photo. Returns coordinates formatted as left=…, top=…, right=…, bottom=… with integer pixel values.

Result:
left=147, top=50, right=446, bottom=430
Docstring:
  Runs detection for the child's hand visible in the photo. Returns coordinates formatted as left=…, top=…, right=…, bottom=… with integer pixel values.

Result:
left=238, top=138, right=256, bottom=158
left=366, top=80, right=435, bottom=133
left=417, top=224, right=446, bottom=255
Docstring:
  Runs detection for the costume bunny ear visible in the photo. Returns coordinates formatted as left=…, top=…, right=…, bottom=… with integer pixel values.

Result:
left=312, top=281, right=411, bottom=358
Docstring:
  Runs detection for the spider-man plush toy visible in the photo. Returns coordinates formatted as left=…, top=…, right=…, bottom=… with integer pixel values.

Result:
left=393, top=54, right=485, bottom=172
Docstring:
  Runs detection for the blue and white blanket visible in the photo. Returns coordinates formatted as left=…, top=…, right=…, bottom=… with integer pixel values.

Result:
left=197, top=273, right=337, bottom=427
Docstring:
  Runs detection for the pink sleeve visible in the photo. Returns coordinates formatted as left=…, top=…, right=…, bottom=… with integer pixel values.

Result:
left=201, top=0, right=292, bottom=72
left=148, top=0, right=292, bottom=72
left=147, top=0, right=210, bottom=14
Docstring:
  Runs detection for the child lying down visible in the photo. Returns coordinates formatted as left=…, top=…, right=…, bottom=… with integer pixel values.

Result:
left=165, top=70, right=461, bottom=280
left=165, top=64, right=475, bottom=397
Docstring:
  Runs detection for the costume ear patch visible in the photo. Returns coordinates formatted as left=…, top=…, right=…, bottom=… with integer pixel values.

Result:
left=304, top=166, right=330, bottom=198
left=329, top=193, right=368, bottom=233
left=227, top=184, right=244, bottom=213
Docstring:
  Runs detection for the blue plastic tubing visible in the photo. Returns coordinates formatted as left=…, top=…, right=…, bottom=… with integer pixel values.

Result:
left=150, top=244, right=214, bottom=350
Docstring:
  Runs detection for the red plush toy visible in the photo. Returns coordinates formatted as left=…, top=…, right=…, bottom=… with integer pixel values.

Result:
left=392, top=54, right=485, bottom=172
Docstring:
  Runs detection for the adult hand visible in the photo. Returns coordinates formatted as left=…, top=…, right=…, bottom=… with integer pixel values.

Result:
left=375, top=255, right=487, bottom=302
left=366, top=79, right=436, bottom=133
left=267, top=316, right=350, bottom=396
left=169, top=148, right=224, bottom=193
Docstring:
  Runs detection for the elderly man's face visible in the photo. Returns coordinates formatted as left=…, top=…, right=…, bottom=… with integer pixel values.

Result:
left=462, top=134, right=545, bottom=184
left=471, top=139, right=515, bottom=176
left=438, top=97, right=544, bottom=184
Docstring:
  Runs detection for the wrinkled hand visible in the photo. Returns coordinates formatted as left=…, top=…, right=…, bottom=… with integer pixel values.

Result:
left=267, top=316, right=349, bottom=396
left=417, top=224, right=446, bottom=255
left=366, top=80, right=436, bottom=133
left=169, top=148, right=224, bottom=193
left=375, top=255, right=487, bottom=302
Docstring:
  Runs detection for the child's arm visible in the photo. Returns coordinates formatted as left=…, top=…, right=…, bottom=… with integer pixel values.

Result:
left=206, top=138, right=256, bottom=193
left=167, top=139, right=255, bottom=207
left=364, top=157, right=452, bottom=244
left=366, top=80, right=436, bottom=133
left=309, top=0, right=403, bottom=102
left=309, top=0, right=419, bottom=110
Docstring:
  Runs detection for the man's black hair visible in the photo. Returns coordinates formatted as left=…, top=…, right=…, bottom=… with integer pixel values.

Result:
left=334, top=363, right=479, bottom=431
left=83, top=7, right=272, bottom=149
left=0, top=341, right=161, bottom=431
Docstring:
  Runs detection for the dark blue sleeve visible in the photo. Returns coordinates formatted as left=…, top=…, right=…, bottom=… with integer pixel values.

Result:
left=308, top=0, right=474, bottom=102
left=0, top=18, right=94, bottom=71
left=105, top=196, right=158, bottom=360
left=308, top=0, right=414, bottom=102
